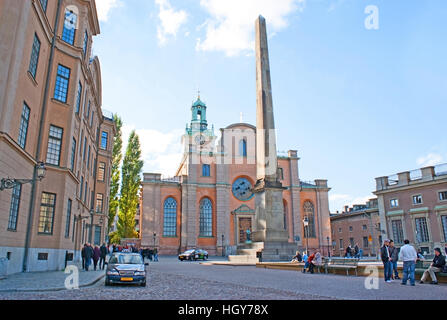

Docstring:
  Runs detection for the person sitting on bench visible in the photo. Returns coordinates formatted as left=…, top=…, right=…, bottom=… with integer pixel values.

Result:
left=420, top=248, right=446, bottom=285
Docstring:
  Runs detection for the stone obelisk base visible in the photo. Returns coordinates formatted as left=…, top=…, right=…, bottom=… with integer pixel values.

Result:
left=251, top=183, right=297, bottom=262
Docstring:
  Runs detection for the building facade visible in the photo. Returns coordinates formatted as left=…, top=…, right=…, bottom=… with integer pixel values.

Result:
left=330, top=199, right=381, bottom=257
left=374, top=164, right=447, bottom=255
left=0, top=0, right=114, bottom=274
left=141, top=97, right=332, bottom=256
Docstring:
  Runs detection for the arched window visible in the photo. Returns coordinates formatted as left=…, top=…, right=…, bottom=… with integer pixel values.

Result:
left=239, top=139, right=247, bottom=157
left=303, top=201, right=316, bottom=238
left=199, top=198, right=213, bottom=237
left=163, top=197, right=177, bottom=237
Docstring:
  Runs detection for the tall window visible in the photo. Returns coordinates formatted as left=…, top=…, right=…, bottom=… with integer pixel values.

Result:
left=96, top=194, right=104, bottom=213
left=439, top=191, right=447, bottom=201
left=90, top=111, right=94, bottom=127
left=65, top=199, right=72, bottom=238
left=391, top=220, right=404, bottom=244
left=199, top=198, right=213, bottom=237
left=38, top=193, right=56, bottom=234
left=83, top=30, right=89, bottom=56
left=75, top=82, right=82, bottom=114
left=390, top=199, right=399, bottom=208
left=87, top=145, right=91, bottom=169
left=202, top=164, right=210, bottom=177
left=303, top=201, right=316, bottom=238
left=98, top=162, right=105, bottom=182
left=80, top=176, right=84, bottom=200
left=83, top=137, right=87, bottom=161
left=363, top=237, right=369, bottom=248
left=84, top=181, right=88, bottom=203
left=239, top=139, right=247, bottom=157
left=441, top=216, right=447, bottom=242
left=70, top=138, right=76, bottom=171
left=46, top=125, right=63, bottom=166
left=163, top=197, right=177, bottom=237
left=94, top=226, right=101, bottom=246
left=61, top=10, right=77, bottom=45
left=18, top=103, right=30, bottom=149
left=39, top=0, right=48, bottom=12
left=415, top=217, right=430, bottom=243
left=8, top=184, right=22, bottom=231
left=28, top=33, right=41, bottom=79
left=101, top=131, right=108, bottom=150
left=339, top=239, right=343, bottom=249
left=54, top=65, right=70, bottom=103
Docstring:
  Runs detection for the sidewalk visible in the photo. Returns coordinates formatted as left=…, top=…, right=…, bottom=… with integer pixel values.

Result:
left=0, top=264, right=105, bottom=292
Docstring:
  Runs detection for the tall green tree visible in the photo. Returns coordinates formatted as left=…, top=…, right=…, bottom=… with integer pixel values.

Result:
left=108, top=115, right=123, bottom=235
left=117, top=130, right=143, bottom=239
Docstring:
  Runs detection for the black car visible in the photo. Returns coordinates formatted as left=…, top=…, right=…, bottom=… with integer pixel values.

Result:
left=178, top=249, right=209, bottom=261
left=105, top=252, right=148, bottom=287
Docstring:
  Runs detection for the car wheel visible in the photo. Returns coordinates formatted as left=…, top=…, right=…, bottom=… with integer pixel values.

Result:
left=105, top=279, right=111, bottom=286
left=204, top=255, right=208, bottom=261
left=140, top=281, right=146, bottom=287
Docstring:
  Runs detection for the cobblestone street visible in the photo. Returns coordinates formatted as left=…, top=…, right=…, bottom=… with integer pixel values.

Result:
left=0, top=256, right=446, bottom=300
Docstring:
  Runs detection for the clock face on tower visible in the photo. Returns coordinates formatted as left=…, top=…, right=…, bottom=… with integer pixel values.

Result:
left=232, top=178, right=254, bottom=201
left=194, top=134, right=206, bottom=146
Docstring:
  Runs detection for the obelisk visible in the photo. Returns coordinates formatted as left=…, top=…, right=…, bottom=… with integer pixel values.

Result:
left=252, top=16, right=289, bottom=248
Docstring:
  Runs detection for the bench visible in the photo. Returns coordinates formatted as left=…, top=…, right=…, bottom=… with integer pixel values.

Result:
left=414, top=260, right=447, bottom=279
left=326, top=258, right=360, bottom=276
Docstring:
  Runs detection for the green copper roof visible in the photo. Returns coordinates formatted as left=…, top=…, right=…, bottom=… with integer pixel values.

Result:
left=192, top=97, right=206, bottom=107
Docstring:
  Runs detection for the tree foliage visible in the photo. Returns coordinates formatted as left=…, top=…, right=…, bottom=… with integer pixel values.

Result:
left=108, top=115, right=123, bottom=233
left=117, top=130, right=143, bottom=239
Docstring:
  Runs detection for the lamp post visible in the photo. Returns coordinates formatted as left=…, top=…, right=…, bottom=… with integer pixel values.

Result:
left=327, top=236, right=330, bottom=258
left=89, top=209, right=95, bottom=244
left=153, top=233, right=156, bottom=249
left=221, top=234, right=225, bottom=257
left=303, top=216, right=309, bottom=254
left=1, top=162, right=46, bottom=191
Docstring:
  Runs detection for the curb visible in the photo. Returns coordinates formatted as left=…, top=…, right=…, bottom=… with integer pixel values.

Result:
left=0, top=273, right=105, bottom=293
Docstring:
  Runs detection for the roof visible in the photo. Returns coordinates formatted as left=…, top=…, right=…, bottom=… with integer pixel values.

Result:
left=192, top=97, right=206, bottom=108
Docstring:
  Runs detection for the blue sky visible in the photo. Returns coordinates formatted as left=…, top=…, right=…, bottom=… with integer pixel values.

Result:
left=93, top=0, right=447, bottom=212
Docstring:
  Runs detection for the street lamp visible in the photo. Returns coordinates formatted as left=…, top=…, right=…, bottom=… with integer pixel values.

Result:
left=153, top=233, right=156, bottom=249
left=1, top=162, right=46, bottom=191
left=221, top=234, right=225, bottom=257
left=327, top=236, right=330, bottom=258
left=303, top=216, right=309, bottom=255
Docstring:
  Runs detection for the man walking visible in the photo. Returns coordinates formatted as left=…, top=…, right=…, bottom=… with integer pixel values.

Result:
left=84, top=243, right=94, bottom=271
left=380, top=239, right=393, bottom=283
left=389, top=240, right=400, bottom=280
left=81, top=243, right=87, bottom=271
left=100, top=243, right=108, bottom=270
left=398, top=240, right=418, bottom=286
left=420, top=248, right=446, bottom=285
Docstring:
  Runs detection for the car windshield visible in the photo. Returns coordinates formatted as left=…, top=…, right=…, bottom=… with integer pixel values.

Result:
left=109, top=254, right=143, bottom=265
left=184, top=250, right=195, bottom=254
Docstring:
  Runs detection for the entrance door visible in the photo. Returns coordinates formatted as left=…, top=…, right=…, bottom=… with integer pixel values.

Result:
left=239, top=217, right=252, bottom=243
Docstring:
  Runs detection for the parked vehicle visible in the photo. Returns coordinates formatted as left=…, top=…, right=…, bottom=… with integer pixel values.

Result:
left=178, top=249, right=209, bottom=261
left=105, top=252, right=148, bottom=287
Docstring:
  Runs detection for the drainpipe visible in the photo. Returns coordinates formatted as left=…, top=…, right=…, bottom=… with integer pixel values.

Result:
left=22, top=0, right=63, bottom=272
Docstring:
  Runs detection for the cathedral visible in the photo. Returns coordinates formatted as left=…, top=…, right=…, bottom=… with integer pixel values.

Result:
left=140, top=95, right=332, bottom=256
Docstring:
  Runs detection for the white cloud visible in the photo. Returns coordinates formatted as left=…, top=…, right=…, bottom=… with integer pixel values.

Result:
left=95, top=0, right=122, bottom=22
left=155, top=0, right=188, bottom=46
left=417, top=153, right=444, bottom=167
left=122, top=125, right=184, bottom=177
left=196, top=0, right=305, bottom=57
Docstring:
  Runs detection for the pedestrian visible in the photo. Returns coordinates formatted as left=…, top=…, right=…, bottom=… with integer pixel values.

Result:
left=148, top=249, right=153, bottom=261
left=154, top=248, right=159, bottom=262
left=93, top=245, right=100, bottom=271
left=100, top=243, right=108, bottom=270
left=389, top=240, right=400, bottom=280
left=420, top=248, right=446, bottom=285
left=302, top=251, right=309, bottom=273
left=345, top=245, right=352, bottom=258
left=354, top=244, right=359, bottom=258
left=398, top=239, right=418, bottom=286
left=81, top=243, right=87, bottom=270
left=380, top=239, right=393, bottom=283
left=307, top=252, right=316, bottom=274
left=84, top=243, right=94, bottom=271
left=291, top=251, right=302, bottom=263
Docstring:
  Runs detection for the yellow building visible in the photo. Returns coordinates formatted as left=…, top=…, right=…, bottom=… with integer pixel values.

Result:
left=0, top=0, right=114, bottom=274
